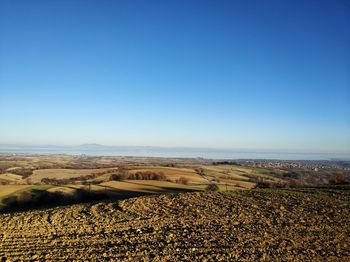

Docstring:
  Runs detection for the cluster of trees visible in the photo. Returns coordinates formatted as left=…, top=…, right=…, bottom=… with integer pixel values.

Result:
left=110, top=171, right=167, bottom=181
left=128, top=171, right=166, bottom=180
left=109, top=171, right=194, bottom=186
left=163, top=163, right=177, bottom=167
left=0, top=165, right=11, bottom=174
left=212, top=161, right=240, bottom=166
left=8, top=168, right=33, bottom=178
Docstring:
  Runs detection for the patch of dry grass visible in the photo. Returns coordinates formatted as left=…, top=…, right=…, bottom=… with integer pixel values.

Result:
left=0, top=185, right=32, bottom=198
left=29, top=168, right=116, bottom=183
left=0, top=173, right=23, bottom=182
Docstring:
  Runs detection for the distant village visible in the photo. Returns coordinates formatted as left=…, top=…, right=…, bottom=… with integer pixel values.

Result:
left=235, top=159, right=350, bottom=170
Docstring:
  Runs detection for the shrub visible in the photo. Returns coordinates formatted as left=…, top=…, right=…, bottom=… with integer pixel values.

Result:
left=109, top=173, right=128, bottom=181
left=176, top=177, right=189, bottom=185
left=329, top=173, right=347, bottom=185
left=82, top=180, right=102, bottom=185
left=254, top=177, right=289, bottom=188
left=255, top=180, right=274, bottom=188
left=195, top=168, right=205, bottom=176
left=90, top=180, right=103, bottom=185
left=255, top=180, right=289, bottom=188
left=288, top=179, right=306, bottom=188
left=282, top=171, right=300, bottom=179
left=206, top=183, right=219, bottom=191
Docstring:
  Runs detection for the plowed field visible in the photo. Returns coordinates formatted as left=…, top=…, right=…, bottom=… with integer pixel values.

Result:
left=0, top=187, right=349, bottom=261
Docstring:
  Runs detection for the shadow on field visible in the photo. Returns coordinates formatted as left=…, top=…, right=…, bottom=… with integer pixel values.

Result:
left=0, top=189, right=110, bottom=213
left=113, top=181, right=200, bottom=193
left=0, top=184, right=201, bottom=213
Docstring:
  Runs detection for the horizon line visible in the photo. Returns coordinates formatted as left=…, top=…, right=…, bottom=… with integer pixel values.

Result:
left=0, top=143, right=349, bottom=155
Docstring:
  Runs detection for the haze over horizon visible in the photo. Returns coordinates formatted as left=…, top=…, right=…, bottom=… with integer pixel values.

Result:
left=1, top=0, right=349, bottom=154
left=1, top=143, right=349, bottom=158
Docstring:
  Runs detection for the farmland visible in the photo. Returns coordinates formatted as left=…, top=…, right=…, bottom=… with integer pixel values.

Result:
left=0, top=185, right=32, bottom=199
left=29, top=168, right=116, bottom=183
left=0, top=154, right=349, bottom=260
left=1, top=154, right=349, bottom=208
left=0, top=187, right=349, bottom=261
left=0, top=154, right=266, bottom=209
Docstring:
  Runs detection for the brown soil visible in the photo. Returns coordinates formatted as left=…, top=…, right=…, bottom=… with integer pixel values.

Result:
left=0, top=187, right=349, bottom=261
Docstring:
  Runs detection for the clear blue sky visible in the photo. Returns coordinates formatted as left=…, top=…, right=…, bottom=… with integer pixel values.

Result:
left=0, top=0, right=349, bottom=153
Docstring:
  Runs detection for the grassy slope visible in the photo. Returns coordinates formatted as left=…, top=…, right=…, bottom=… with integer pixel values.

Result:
left=0, top=185, right=53, bottom=208
left=0, top=173, right=23, bottom=182
left=29, top=168, right=116, bottom=183
left=0, top=185, right=33, bottom=198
